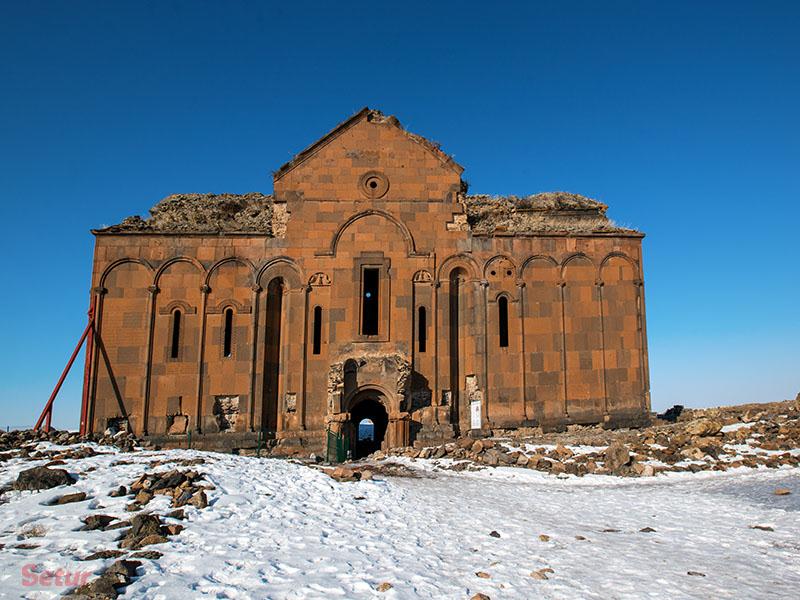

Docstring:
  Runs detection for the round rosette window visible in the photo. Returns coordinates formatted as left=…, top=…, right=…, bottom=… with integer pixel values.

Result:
left=359, top=171, right=390, bottom=199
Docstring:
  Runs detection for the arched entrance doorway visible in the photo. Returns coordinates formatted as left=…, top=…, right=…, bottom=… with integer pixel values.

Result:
left=349, top=392, right=389, bottom=458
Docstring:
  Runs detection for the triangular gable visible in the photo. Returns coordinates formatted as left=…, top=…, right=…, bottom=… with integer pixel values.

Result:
left=273, top=107, right=464, bottom=183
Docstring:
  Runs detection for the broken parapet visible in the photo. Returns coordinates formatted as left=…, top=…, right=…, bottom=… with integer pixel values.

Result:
left=99, top=193, right=276, bottom=235
left=99, top=189, right=638, bottom=237
left=464, top=192, right=640, bottom=235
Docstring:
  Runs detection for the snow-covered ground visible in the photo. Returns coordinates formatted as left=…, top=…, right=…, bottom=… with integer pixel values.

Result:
left=1, top=445, right=798, bottom=599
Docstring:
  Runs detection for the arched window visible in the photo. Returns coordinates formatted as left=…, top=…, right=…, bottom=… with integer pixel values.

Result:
left=418, top=306, right=427, bottom=353
left=498, top=296, right=509, bottom=348
left=312, top=306, right=322, bottom=355
left=170, top=309, right=181, bottom=359
left=223, top=307, right=234, bottom=357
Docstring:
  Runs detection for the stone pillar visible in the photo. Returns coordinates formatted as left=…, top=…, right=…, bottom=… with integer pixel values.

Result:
left=387, top=412, right=411, bottom=449
left=478, top=279, right=490, bottom=429
left=279, top=285, right=307, bottom=435
left=596, top=279, right=609, bottom=416
left=142, top=284, right=159, bottom=435
left=195, top=284, right=211, bottom=433
left=248, top=284, right=262, bottom=431
left=517, top=280, right=529, bottom=422
left=635, top=278, right=650, bottom=411
left=558, top=280, right=568, bottom=419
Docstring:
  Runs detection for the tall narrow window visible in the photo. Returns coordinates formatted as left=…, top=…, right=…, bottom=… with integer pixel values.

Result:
left=170, top=309, right=182, bottom=359
left=312, top=306, right=322, bottom=355
left=361, top=267, right=380, bottom=335
left=223, top=307, right=233, bottom=357
left=418, top=306, right=427, bottom=353
left=448, top=269, right=464, bottom=422
left=498, top=296, right=509, bottom=348
left=263, top=278, right=283, bottom=431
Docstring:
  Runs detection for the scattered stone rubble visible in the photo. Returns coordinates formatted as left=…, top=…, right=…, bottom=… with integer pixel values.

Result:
left=1, top=432, right=212, bottom=599
left=0, top=428, right=140, bottom=456
left=62, top=466, right=212, bottom=598
left=100, top=192, right=276, bottom=235
left=125, top=464, right=210, bottom=512
left=371, top=398, right=800, bottom=477
left=463, top=192, right=638, bottom=235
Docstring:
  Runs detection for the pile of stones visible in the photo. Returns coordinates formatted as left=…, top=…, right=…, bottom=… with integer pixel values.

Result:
left=0, top=428, right=140, bottom=457
left=122, top=465, right=210, bottom=512
left=64, top=558, right=142, bottom=600
left=375, top=398, right=800, bottom=477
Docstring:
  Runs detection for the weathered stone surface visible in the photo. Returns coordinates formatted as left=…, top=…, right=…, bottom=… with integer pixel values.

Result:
left=531, top=567, right=554, bottom=580
left=82, top=549, right=126, bottom=561
left=130, top=514, right=161, bottom=538
left=105, top=560, right=141, bottom=579
left=14, top=466, right=75, bottom=490
left=685, top=419, right=723, bottom=437
left=81, top=515, right=117, bottom=531
left=54, top=491, right=87, bottom=505
left=188, top=490, right=208, bottom=509
left=130, top=550, right=163, bottom=559
left=134, top=490, right=153, bottom=505
left=604, top=443, right=631, bottom=472
left=327, top=467, right=359, bottom=482
left=65, top=560, right=141, bottom=599
left=134, top=534, right=169, bottom=548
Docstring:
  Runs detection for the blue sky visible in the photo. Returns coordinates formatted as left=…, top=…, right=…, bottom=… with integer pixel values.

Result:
left=1, top=1, right=798, bottom=428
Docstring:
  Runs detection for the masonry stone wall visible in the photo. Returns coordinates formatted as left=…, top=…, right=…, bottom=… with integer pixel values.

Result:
left=85, top=109, right=650, bottom=454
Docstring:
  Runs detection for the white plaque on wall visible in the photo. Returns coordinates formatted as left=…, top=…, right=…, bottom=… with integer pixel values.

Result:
left=470, top=400, right=482, bottom=430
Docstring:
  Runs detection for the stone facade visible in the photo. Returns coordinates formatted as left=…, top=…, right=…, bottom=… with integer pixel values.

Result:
left=84, top=108, right=650, bottom=456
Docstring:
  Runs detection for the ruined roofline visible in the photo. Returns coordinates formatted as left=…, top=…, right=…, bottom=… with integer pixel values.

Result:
left=92, top=229, right=645, bottom=239
left=94, top=192, right=277, bottom=235
left=464, top=192, right=609, bottom=213
left=272, top=107, right=464, bottom=181
left=92, top=230, right=273, bottom=237
left=96, top=191, right=642, bottom=237
left=464, top=192, right=643, bottom=236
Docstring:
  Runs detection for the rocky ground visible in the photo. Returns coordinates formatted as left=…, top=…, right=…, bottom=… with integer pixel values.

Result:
left=0, top=431, right=213, bottom=599
left=0, top=398, right=798, bottom=598
left=364, top=397, right=800, bottom=481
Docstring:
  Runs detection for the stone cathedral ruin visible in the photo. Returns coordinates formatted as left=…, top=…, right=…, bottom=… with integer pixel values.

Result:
left=83, top=108, right=650, bottom=457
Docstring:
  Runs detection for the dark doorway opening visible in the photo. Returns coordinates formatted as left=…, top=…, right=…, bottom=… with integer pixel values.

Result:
left=350, top=396, right=388, bottom=458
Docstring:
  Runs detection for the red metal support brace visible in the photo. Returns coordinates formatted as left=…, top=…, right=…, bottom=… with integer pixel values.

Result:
left=34, top=299, right=96, bottom=433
